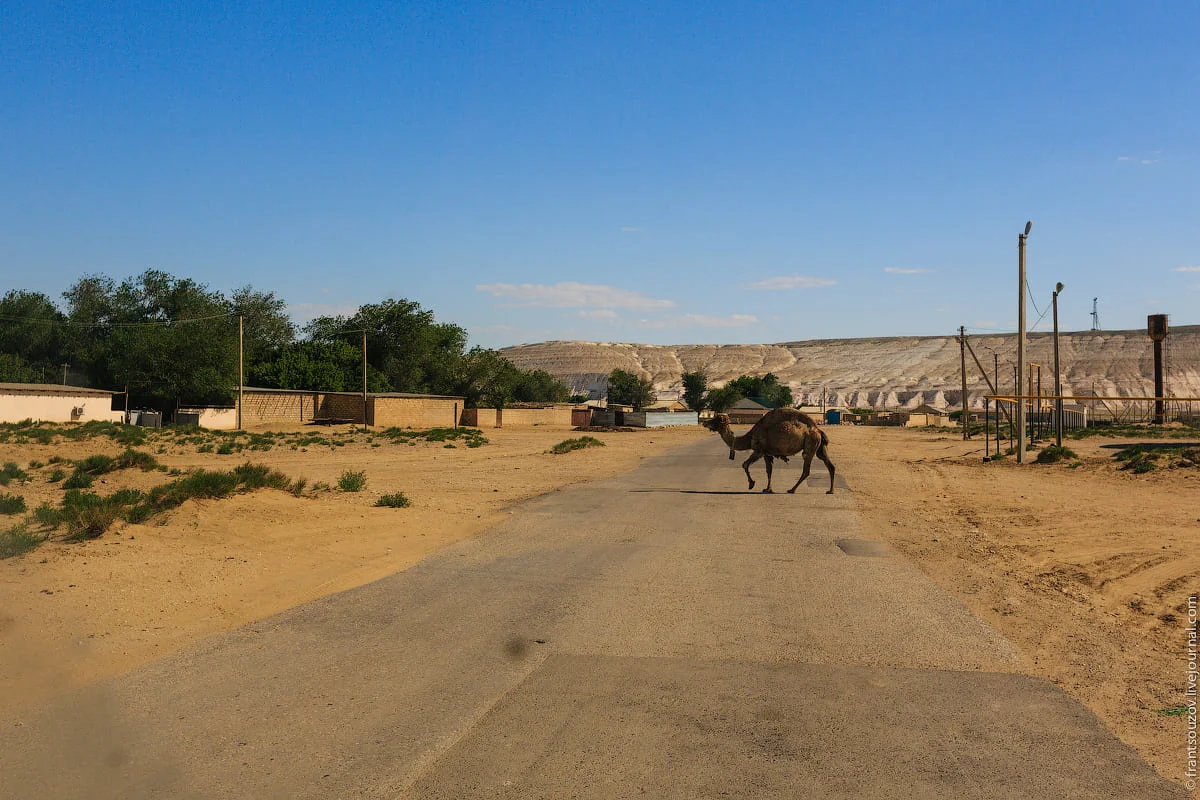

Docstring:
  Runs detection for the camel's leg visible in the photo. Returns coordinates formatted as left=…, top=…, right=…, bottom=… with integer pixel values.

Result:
left=762, top=455, right=774, bottom=493
left=818, top=444, right=836, bottom=494
left=741, top=451, right=761, bottom=491
left=787, top=438, right=819, bottom=494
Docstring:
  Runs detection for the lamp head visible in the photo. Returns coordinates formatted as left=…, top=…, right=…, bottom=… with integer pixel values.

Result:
left=1024, top=221, right=1033, bottom=236
left=1055, top=282, right=1064, bottom=293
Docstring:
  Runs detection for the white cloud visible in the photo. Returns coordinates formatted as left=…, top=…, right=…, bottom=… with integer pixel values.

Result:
left=575, top=309, right=620, bottom=320
left=1172, top=266, right=1200, bottom=272
left=676, top=313, right=758, bottom=327
left=744, top=275, right=836, bottom=291
left=884, top=267, right=934, bottom=275
left=476, top=282, right=675, bottom=310
left=1141, top=159, right=1159, bottom=165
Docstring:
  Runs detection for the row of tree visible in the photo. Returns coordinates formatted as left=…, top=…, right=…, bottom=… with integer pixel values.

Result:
left=606, top=368, right=794, bottom=412
left=0, top=271, right=574, bottom=411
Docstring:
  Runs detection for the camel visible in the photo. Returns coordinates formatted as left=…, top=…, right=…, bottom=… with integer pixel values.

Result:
left=703, top=408, right=836, bottom=494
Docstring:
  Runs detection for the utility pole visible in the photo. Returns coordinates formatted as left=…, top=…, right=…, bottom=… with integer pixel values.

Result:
left=362, top=330, right=369, bottom=431
left=1052, top=282, right=1064, bottom=446
left=959, top=325, right=969, bottom=439
left=237, top=315, right=244, bottom=431
left=1017, top=221, right=1031, bottom=462
left=61, top=363, right=69, bottom=385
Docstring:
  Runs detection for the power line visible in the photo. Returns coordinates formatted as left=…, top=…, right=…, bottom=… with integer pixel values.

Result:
left=0, top=312, right=238, bottom=328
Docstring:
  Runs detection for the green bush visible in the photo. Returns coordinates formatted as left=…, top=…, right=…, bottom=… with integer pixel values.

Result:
left=33, top=501, right=60, bottom=528
left=376, top=492, right=411, bottom=508
left=74, top=454, right=116, bottom=475
left=0, top=523, right=44, bottom=559
left=28, top=460, right=44, bottom=469
left=338, top=470, right=367, bottom=492
left=0, top=462, right=29, bottom=486
left=62, top=471, right=95, bottom=489
left=48, top=468, right=66, bottom=483
left=0, top=493, right=27, bottom=515
left=549, top=436, right=606, bottom=455
left=1036, top=445, right=1078, bottom=464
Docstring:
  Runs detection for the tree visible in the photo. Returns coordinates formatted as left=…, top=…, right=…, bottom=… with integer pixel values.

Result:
left=681, top=370, right=708, bottom=411
left=249, top=340, right=390, bottom=393
left=724, top=372, right=793, bottom=408
left=512, top=369, right=570, bottom=404
left=231, top=286, right=295, bottom=364
left=0, top=291, right=66, bottom=380
left=307, top=298, right=467, bottom=395
left=705, top=384, right=743, bottom=413
left=607, top=368, right=656, bottom=410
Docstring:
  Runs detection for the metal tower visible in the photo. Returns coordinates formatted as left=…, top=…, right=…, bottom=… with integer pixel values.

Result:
left=1091, top=297, right=1101, bottom=331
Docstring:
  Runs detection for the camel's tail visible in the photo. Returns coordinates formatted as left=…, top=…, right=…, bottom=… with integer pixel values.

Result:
left=819, top=428, right=829, bottom=448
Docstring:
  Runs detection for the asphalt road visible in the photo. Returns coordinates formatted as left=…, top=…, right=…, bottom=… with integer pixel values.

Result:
left=1, top=439, right=1184, bottom=798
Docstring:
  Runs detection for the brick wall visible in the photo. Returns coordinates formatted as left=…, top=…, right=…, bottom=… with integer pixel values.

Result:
left=319, top=393, right=368, bottom=424
left=371, top=397, right=460, bottom=429
left=240, top=392, right=317, bottom=426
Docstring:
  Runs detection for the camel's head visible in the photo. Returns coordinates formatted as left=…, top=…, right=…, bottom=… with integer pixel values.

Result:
left=703, top=414, right=737, bottom=459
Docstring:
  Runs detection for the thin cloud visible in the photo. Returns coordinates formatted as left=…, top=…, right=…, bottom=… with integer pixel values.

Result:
left=1141, top=159, right=1159, bottom=165
left=476, top=282, right=676, bottom=311
left=676, top=313, right=758, bottom=327
left=1172, top=266, right=1200, bottom=272
left=744, top=275, right=836, bottom=290
left=884, top=267, right=934, bottom=275
left=575, top=309, right=620, bottom=320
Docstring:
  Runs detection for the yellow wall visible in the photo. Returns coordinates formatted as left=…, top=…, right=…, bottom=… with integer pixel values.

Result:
left=0, top=391, right=123, bottom=424
left=370, top=397, right=460, bottom=429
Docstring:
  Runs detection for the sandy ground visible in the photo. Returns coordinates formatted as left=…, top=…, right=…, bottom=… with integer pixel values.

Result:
left=836, top=425, right=1199, bottom=794
left=0, top=424, right=705, bottom=711
left=2, top=420, right=1197, bottom=792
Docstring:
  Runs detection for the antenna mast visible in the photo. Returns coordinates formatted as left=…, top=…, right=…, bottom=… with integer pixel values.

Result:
left=1090, top=297, right=1101, bottom=331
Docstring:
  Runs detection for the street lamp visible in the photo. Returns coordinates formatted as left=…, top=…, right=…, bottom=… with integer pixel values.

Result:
left=1052, top=282, right=1064, bottom=447
left=1016, top=222, right=1031, bottom=463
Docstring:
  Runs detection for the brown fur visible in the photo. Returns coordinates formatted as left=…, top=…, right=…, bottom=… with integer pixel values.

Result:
left=704, top=408, right=836, bottom=494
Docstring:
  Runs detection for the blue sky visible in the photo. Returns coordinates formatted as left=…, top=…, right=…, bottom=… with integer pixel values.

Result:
left=2, top=1, right=1196, bottom=347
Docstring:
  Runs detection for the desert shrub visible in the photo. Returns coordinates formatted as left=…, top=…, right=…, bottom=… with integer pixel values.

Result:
left=289, top=477, right=308, bottom=497
left=1115, top=445, right=1159, bottom=474
left=197, top=443, right=214, bottom=453
left=549, top=436, right=605, bottom=455
left=48, top=468, right=66, bottom=482
left=311, top=481, right=331, bottom=492
left=1035, top=445, right=1078, bottom=464
left=33, top=501, right=60, bottom=528
left=215, top=442, right=237, bottom=455
left=74, top=454, right=116, bottom=475
left=0, top=493, right=26, bottom=515
left=0, top=523, right=44, bottom=559
left=57, top=490, right=134, bottom=540
left=338, top=470, right=367, bottom=492
left=48, top=455, right=68, bottom=464
left=146, top=470, right=240, bottom=509
left=232, top=463, right=291, bottom=491
left=0, top=462, right=29, bottom=486
left=28, top=460, right=44, bottom=469
left=376, top=492, right=411, bottom=508
left=62, top=471, right=95, bottom=489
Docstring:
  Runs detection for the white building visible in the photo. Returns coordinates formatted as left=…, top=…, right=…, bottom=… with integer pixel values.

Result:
left=0, top=383, right=123, bottom=424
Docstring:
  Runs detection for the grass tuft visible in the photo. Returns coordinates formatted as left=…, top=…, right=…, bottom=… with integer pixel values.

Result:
left=1035, top=445, right=1078, bottom=464
left=337, top=470, right=367, bottom=492
left=0, top=492, right=27, bottom=515
left=0, top=522, right=45, bottom=559
left=0, top=462, right=29, bottom=486
left=376, top=492, right=411, bottom=508
left=549, top=436, right=606, bottom=455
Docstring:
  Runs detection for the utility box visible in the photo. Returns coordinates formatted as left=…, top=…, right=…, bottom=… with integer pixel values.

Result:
left=137, top=411, right=162, bottom=428
left=174, top=411, right=200, bottom=427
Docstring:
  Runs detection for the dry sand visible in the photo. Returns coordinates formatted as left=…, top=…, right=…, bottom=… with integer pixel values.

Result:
left=0, top=425, right=704, bottom=711
left=838, top=425, right=1199, bottom=793
left=2, top=421, right=1197, bottom=792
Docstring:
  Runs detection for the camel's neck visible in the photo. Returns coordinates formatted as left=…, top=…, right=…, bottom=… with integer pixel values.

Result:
left=716, top=423, right=752, bottom=451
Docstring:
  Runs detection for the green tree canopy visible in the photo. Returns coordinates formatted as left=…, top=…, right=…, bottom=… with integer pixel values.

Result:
left=607, top=368, right=656, bottom=410
left=0, top=291, right=66, bottom=381
left=681, top=370, right=708, bottom=411
left=724, top=373, right=793, bottom=408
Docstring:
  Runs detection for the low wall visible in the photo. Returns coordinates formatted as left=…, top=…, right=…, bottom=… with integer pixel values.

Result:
left=179, top=407, right=238, bottom=430
left=626, top=411, right=699, bottom=428
left=240, top=391, right=319, bottom=426
left=0, top=389, right=122, bottom=424
left=371, top=397, right=461, bottom=429
left=462, top=407, right=574, bottom=428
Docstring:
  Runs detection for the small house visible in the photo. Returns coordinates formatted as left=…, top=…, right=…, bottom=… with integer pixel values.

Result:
left=725, top=397, right=775, bottom=425
left=0, top=383, right=123, bottom=424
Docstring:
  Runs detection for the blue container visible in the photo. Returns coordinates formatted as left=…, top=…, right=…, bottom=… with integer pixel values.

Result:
left=825, top=409, right=842, bottom=425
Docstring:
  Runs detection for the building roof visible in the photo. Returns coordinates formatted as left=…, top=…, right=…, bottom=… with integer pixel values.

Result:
left=910, top=403, right=950, bottom=416
left=729, top=397, right=774, bottom=411
left=0, top=382, right=115, bottom=397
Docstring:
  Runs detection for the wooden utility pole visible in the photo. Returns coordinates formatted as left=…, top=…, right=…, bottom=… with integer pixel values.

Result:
left=959, top=326, right=969, bottom=439
left=362, top=330, right=368, bottom=431
left=1052, top=283, right=1063, bottom=446
left=1017, top=221, right=1031, bottom=462
left=237, top=315, right=244, bottom=431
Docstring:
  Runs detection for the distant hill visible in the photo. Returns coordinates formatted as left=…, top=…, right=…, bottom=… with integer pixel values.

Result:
left=500, top=326, right=1200, bottom=410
